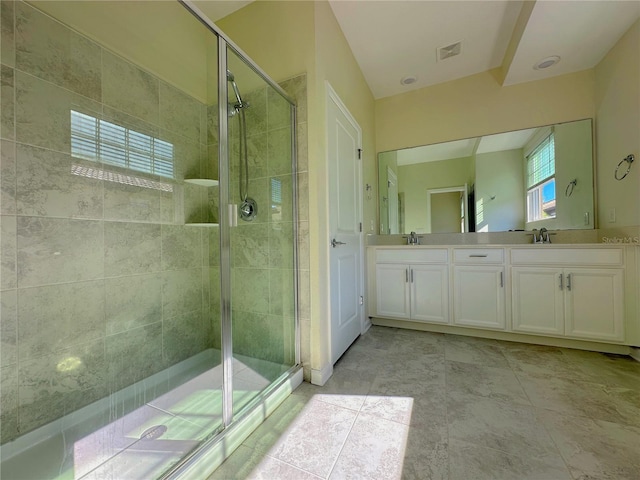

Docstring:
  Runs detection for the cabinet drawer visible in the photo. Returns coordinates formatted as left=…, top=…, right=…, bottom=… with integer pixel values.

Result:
left=453, top=248, right=504, bottom=264
left=510, top=248, right=623, bottom=266
left=375, top=248, right=448, bottom=264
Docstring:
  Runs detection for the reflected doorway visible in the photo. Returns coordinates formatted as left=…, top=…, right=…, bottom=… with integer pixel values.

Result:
left=387, top=167, right=399, bottom=234
left=426, top=185, right=469, bottom=233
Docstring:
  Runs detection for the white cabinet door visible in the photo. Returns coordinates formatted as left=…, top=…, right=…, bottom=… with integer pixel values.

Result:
left=565, top=268, right=624, bottom=341
left=375, top=264, right=410, bottom=319
left=453, top=266, right=505, bottom=329
left=410, top=264, right=449, bottom=323
left=511, top=267, right=564, bottom=335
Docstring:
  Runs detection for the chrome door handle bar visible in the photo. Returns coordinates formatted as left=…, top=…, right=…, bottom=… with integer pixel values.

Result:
left=331, top=238, right=346, bottom=248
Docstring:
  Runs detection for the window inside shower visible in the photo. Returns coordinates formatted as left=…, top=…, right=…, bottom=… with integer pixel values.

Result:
left=0, top=1, right=298, bottom=479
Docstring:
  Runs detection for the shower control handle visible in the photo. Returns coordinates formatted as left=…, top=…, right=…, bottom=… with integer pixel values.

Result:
left=331, top=238, right=346, bottom=248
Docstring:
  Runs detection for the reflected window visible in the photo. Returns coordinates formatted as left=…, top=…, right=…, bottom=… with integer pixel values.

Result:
left=271, top=177, right=282, bottom=221
left=526, top=133, right=556, bottom=222
left=71, top=111, right=174, bottom=179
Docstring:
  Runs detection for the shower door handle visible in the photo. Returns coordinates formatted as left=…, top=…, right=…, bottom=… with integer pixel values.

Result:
left=331, top=238, right=346, bottom=248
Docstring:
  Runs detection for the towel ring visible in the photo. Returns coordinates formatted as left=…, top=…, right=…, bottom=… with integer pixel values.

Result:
left=565, top=179, right=577, bottom=197
left=615, top=154, right=635, bottom=181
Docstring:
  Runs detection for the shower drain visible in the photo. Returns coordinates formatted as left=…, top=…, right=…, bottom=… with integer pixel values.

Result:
left=140, top=424, right=168, bottom=440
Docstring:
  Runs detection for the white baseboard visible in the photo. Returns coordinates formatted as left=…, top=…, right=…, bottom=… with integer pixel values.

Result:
left=630, top=347, right=640, bottom=363
left=362, top=317, right=372, bottom=334
left=310, top=362, right=333, bottom=386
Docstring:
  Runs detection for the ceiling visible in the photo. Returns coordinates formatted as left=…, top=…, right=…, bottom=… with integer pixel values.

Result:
left=194, top=0, right=253, bottom=23
left=396, top=127, right=539, bottom=166
left=327, top=0, right=640, bottom=99
left=205, top=1, right=639, bottom=100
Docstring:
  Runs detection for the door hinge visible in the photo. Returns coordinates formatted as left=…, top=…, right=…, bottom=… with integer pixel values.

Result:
left=359, top=222, right=362, bottom=232
left=357, top=148, right=362, bottom=160
left=359, top=296, right=364, bottom=305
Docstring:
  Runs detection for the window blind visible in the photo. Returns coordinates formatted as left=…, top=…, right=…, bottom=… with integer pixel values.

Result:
left=71, top=111, right=174, bottom=179
left=526, top=133, right=555, bottom=188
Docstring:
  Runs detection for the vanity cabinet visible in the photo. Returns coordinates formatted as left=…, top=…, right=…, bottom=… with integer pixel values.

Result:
left=452, top=249, right=506, bottom=330
left=511, top=267, right=564, bottom=335
left=511, top=248, right=625, bottom=342
left=368, top=245, right=628, bottom=346
left=373, top=249, right=449, bottom=324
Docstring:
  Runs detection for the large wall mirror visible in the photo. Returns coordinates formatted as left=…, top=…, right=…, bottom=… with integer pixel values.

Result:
left=378, top=118, right=594, bottom=234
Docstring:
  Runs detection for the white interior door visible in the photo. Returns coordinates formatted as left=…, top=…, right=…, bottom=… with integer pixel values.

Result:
left=327, top=84, right=363, bottom=364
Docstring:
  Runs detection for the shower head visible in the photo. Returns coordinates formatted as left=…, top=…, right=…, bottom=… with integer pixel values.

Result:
left=226, top=69, right=246, bottom=111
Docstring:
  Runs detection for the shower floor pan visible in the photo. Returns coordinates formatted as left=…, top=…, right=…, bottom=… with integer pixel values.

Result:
left=1, top=350, right=291, bottom=480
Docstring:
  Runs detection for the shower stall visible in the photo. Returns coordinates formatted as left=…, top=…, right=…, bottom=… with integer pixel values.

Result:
left=0, top=1, right=300, bottom=478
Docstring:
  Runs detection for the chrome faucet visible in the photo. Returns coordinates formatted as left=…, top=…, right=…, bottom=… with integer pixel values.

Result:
left=532, top=227, right=552, bottom=244
left=403, top=231, right=423, bottom=245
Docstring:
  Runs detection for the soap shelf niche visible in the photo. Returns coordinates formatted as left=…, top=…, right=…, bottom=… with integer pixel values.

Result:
left=183, top=178, right=219, bottom=226
left=184, top=178, right=219, bottom=187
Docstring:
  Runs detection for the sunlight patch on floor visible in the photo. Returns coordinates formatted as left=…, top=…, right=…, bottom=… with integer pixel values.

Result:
left=242, top=394, right=414, bottom=479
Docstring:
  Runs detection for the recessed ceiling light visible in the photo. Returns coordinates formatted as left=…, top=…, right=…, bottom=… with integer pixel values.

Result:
left=534, top=55, right=561, bottom=70
left=400, top=75, right=417, bottom=86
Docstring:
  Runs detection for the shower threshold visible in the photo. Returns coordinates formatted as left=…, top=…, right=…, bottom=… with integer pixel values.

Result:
left=1, top=350, right=295, bottom=480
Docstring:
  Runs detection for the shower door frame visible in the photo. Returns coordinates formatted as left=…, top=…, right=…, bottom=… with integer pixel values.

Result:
left=217, top=21, right=300, bottom=431
left=165, top=1, right=300, bottom=475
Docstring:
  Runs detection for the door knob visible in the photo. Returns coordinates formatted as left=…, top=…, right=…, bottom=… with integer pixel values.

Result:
left=331, top=238, right=346, bottom=248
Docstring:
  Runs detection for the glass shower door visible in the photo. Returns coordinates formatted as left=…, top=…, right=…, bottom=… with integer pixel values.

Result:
left=224, top=47, right=297, bottom=417
left=0, top=2, right=225, bottom=478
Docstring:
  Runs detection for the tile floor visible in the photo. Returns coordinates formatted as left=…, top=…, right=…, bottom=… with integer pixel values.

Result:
left=209, top=326, right=640, bottom=480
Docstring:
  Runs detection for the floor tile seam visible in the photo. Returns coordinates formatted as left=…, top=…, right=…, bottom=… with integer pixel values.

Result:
left=444, top=357, right=522, bottom=376
left=447, top=429, right=569, bottom=472
left=499, top=350, right=527, bottom=373
left=513, top=368, right=615, bottom=391
left=531, top=403, right=616, bottom=428
left=311, top=395, right=364, bottom=414
left=357, top=396, right=418, bottom=429
left=531, top=401, right=640, bottom=472
left=529, top=408, right=579, bottom=480
left=261, top=451, right=326, bottom=480
left=447, top=436, right=572, bottom=476
left=446, top=385, right=536, bottom=412
left=323, top=408, right=362, bottom=480
left=510, top=366, right=536, bottom=407
left=443, top=351, right=452, bottom=480
left=519, top=380, right=640, bottom=425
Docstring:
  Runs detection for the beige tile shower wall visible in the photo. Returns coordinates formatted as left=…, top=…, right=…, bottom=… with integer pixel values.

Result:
left=224, top=74, right=306, bottom=367
left=0, top=1, right=215, bottom=444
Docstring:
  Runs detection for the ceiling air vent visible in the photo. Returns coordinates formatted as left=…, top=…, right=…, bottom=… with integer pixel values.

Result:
left=437, top=41, right=462, bottom=62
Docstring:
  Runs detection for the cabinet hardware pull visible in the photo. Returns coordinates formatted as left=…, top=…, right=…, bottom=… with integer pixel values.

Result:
left=411, top=269, right=414, bottom=283
left=566, top=273, right=572, bottom=291
left=500, top=271, right=504, bottom=287
left=469, top=254, right=488, bottom=257
left=405, top=269, right=408, bottom=283
left=559, top=274, right=563, bottom=290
